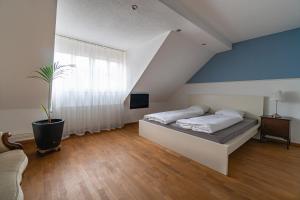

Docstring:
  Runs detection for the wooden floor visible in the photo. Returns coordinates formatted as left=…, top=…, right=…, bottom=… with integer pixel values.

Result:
left=22, top=123, right=300, bottom=200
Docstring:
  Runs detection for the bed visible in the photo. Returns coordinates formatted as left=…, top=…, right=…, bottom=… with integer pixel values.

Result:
left=139, top=94, right=264, bottom=175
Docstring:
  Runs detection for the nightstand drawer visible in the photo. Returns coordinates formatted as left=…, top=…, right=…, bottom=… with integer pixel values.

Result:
left=261, top=118, right=289, bottom=137
left=260, top=116, right=291, bottom=149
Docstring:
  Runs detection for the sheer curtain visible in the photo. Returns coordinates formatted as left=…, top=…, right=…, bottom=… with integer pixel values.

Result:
left=53, top=35, right=127, bottom=136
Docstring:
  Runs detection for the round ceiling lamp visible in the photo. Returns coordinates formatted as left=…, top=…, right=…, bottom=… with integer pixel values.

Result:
left=131, top=5, right=138, bottom=10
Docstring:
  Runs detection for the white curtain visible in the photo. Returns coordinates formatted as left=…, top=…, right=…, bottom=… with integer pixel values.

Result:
left=53, top=35, right=127, bottom=136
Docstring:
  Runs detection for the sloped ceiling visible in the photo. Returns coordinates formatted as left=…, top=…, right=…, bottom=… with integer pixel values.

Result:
left=132, top=32, right=214, bottom=102
left=56, top=0, right=230, bottom=51
left=159, top=0, right=300, bottom=43
left=56, top=0, right=300, bottom=105
left=56, top=0, right=233, bottom=103
left=126, top=32, right=170, bottom=98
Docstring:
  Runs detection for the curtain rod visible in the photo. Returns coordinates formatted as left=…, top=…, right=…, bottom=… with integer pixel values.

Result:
left=55, top=34, right=125, bottom=52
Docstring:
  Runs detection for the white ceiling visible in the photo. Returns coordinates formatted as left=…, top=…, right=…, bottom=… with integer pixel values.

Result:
left=56, top=0, right=230, bottom=51
left=56, top=0, right=300, bottom=103
left=160, top=0, right=300, bottom=43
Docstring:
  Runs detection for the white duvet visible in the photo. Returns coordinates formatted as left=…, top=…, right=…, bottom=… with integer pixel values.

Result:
left=176, top=114, right=243, bottom=133
left=144, top=106, right=208, bottom=124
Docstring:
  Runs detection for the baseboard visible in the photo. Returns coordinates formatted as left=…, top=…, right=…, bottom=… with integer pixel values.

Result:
left=291, top=142, right=300, bottom=147
left=11, top=132, right=34, bottom=142
left=10, top=122, right=138, bottom=142
left=125, top=121, right=139, bottom=125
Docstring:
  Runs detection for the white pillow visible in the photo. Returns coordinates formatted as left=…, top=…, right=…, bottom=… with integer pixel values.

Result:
left=187, top=105, right=210, bottom=113
left=215, top=109, right=245, bottom=118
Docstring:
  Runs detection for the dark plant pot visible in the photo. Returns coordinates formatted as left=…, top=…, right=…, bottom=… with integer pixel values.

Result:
left=32, top=119, right=64, bottom=151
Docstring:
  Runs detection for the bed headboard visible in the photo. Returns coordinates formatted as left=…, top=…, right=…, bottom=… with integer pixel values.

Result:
left=189, top=94, right=264, bottom=120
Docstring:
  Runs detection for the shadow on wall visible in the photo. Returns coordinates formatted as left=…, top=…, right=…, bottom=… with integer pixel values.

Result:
left=283, top=91, right=300, bottom=103
left=263, top=98, right=270, bottom=115
left=264, top=91, right=300, bottom=114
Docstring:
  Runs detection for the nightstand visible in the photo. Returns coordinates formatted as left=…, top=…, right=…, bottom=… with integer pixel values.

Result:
left=260, top=116, right=291, bottom=149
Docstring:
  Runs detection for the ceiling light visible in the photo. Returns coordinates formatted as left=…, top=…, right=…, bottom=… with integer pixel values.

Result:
left=131, top=5, right=138, bottom=10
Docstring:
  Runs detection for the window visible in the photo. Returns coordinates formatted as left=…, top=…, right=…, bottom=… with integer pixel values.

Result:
left=54, top=53, right=126, bottom=93
left=52, top=36, right=127, bottom=107
left=52, top=36, right=127, bottom=134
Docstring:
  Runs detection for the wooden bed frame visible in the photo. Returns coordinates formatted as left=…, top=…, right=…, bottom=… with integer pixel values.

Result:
left=139, top=94, right=264, bottom=175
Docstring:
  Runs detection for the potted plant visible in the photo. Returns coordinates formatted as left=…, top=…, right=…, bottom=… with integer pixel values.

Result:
left=29, top=62, right=73, bottom=154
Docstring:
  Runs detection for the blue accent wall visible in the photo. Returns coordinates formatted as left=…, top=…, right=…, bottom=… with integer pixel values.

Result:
left=188, top=28, right=300, bottom=83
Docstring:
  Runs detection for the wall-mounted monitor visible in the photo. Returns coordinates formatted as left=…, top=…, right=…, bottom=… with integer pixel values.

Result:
left=130, top=93, right=149, bottom=109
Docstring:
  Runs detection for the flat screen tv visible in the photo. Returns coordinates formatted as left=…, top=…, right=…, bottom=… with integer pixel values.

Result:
left=130, top=93, right=149, bottom=109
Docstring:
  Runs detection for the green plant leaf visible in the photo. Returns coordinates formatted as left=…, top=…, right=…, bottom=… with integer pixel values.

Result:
left=28, top=75, right=48, bottom=82
left=40, top=66, right=52, bottom=81
left=35, top=70, right=51, bottom=82
left=29, top=62, right=75, bottom=123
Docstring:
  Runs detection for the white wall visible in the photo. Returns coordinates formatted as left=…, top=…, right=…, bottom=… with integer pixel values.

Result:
left=123, top=32, right=170, bottom=124
left=133, top=32, right=214, bottom=102
left=0, top=0, right=57, bottom=141
left=126, top=32, right=170, bottom=97
left=124, top=31, right=215, bottom=124
left=0, top=109, right=44, bottom=141
left=123, top=100, right=171, bottom=124
left=169, top=79, right=300, bottom=143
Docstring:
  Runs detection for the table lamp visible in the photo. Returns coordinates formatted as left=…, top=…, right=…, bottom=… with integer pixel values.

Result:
left=271, top=90, right=283, bottom=118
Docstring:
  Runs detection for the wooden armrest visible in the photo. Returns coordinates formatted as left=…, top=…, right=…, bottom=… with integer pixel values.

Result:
left=1, top=132, right=23, bottom=150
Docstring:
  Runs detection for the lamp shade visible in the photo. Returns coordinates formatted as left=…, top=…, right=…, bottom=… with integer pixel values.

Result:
left=271, top=90, right=283, bottom=101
